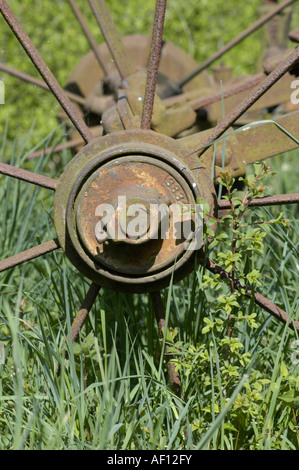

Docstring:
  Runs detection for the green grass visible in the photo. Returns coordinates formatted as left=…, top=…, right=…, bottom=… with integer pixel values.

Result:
left=0, top=0, right=299, bottom=451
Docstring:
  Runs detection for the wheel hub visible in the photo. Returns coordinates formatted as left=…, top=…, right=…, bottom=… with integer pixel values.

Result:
left=54, top=129, right=216, bottom=292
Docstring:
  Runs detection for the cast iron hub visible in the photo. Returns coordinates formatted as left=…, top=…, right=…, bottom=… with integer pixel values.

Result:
left=54, top=129, right=216, bottom=293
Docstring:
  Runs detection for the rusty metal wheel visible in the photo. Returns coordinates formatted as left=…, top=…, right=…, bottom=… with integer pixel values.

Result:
left=0, top=0, right=299, bottom=393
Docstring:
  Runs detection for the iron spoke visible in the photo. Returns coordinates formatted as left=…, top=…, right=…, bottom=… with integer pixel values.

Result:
left=178, top=0, right=296, bottom=88
left=0, top=0, right=94, bottom=144
left=150, top=291, right=182, bottom=397
left=0, top=162, right=57, bottom=190
left=141, top=0, right=167, bottom=130
left=196, top=47, right=299, bottom=158
left=218, top=193, right=299, bottom=210
left=26, top=125, right=103, bottom=161
left=0, top=239, right=60, bottom=274
left=206, top=258, right=299, bottom=332
left=26, top=138, right=83, bottom=162
left=69, top=283, right=101, bottom=343
left=68, top=0, right=108, bottom=75
left=0, top=62, right=86, bottom=106
left=87, top=0, right=134, bottom=80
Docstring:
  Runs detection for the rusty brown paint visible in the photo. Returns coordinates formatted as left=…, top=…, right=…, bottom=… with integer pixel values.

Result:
left=206, top=258, right=299, bottom=332
left=141, top=0, right=167, bottom=130
left=177, top=0, right=296, bottom=88
left=0, top=162, right=57, bottom=190
left=0, top=239, right=60, bottom=273
left=218, top=193, right=299, bottom=210
left=0, top=0, right=94, bottom=144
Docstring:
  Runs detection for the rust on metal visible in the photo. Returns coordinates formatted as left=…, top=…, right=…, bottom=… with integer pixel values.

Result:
left=0, top=0, right=94, bottom=144
left=26, top=137, right=85, bottom=161
left=26, top=126, right=103, bottom=161
left=70, top=283, right=101, bottom=343
left=76, top=155, right=194, bottom=275
left=289, top=27, right=299, bottom=43
left=0, top=239, right=60, bottom=273
left=0, top=62, right=86, bottom=106
left=87, top=0, right=134, bottom=80
left=54, top=129, right=216, bottom=293
left=141, top=0, right=167, bottom=130
left=68, top=0, right=108, bottom=75
left=150, top=291, right=182, bottom=397
left=196, top=47, right=299, bottom=158
left=177, top=0, right=296, bottom=88
left=189, top=73, right=265, bottom=111
left=181, top=110, right=299, bottom=180
left=218, top=193, right=299, bottom=210
left=0, top=162, right=57, bottom=190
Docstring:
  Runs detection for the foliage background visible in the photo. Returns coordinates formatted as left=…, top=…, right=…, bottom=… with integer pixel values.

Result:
left=1, top=0, right=298, bottom=144
left=0, top=0, right=298, bottom=450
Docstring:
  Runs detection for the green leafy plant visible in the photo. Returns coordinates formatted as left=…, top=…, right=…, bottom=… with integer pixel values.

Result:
left=167, top=164, right=299, bottom=449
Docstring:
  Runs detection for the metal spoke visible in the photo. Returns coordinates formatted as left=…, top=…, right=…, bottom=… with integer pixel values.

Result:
left=26, top=138, right=84, bottom=161
left=141, top=0, right=167, bottom=130
left=69, top=283, right=101, bottom=343
left=0, top=239, right=60, bottom=274
left=0, top=0, right=94, bottom=144
left=196, top=47, right=299, bottom=158
left=26, top=126, right=103, bottom=161
left=206, top=258, right=299, bottom=332
left=178, top=0, right=296, bottom=88
left=164, top=72, right=265, bottom=110
left=68, top=0, right=108, bottom=75
left=0, top=162, right=57, bottom=190
left=87, top=0, right=134, bottom=80
left=0, top=62, right=86, bottom=106
left=150, top=291, right=182, bottom=397
left=218, top=193, right=299, bottom=210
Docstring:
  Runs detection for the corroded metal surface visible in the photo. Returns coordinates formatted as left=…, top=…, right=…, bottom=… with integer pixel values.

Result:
left=68, top=0, right=108, bottom=75
left=289, top=26, right=299, bottom=43
left=70, top=283, right=101, bottom=343
left=196, top=47, right=299, bottom=158
left=0, top=239, right=60, bottom=273
left=87, top=0, right=134, bottom=80
left=141, top=0, right=167, bottom=130
left=218, top=193, right=299, bottom=210
left=54, top=129, right=216, bottom=292
left=0, top=162, right=57, bottom=190
left=0, top=0, right=298, bottom=344
left=181, top=111, right=299, bottom=180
